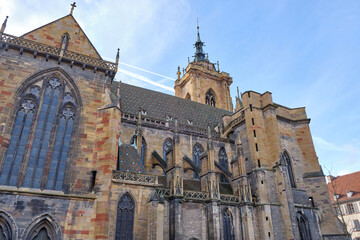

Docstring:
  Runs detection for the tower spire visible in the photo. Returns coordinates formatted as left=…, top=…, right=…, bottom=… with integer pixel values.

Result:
left=193, top=18, right=208, bottom=62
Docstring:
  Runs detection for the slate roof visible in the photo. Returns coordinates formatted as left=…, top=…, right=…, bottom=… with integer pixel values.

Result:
left=110, top=82, right=232, bottom=130
left=327, top=171, right=360, bottom=203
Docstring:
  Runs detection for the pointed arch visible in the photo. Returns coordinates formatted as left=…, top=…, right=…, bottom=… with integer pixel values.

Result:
left=0, top=210, right=17, bottom=240
left=205, top=89, right=216, bottom=107
left=219, top=147, right=229, bottom=183
left=163, top=138, right=173, bottom=163
left=115, top=192, right=135, bottom=240
left=0, top=68, right=81, bottom=190
left=185, top=93, right=191, bottom=100
left=296, top=212, right=312, bottom=240
left=131, top=135, right=147, bottom=167
left=281, top=150, right=296, bottom=188
left=223, top=208, right=234, bottom=240
left=22, top=213, right=62, bottom=240
left=192, top=143, right=204, bottom=179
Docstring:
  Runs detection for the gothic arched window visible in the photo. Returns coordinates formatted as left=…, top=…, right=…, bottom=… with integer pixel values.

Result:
left=0, top=212, right=14, bottom=240
left=281, top=151, right=296, bottom=188
left=193, top=143, right=204, bottom=179
left=115, top=193, right=135, bottom=240
left=223, top=208, right=234, bottom=240
left=205, top=89, right=216, bottom=107
left=219, top=147, right=229, bottom=183
left=0, top=74, right=79, bottom=190
left=163, top=138, right=173, bottom=163
left=296, top=212, right=312, bottom=240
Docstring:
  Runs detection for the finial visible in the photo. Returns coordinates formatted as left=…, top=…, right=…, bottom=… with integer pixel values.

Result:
left=217, top=61, right=220, bottom=72
left=188, top=57, right=190, bottom=64
left=176, top=66, right=181, bottom=80
left=197, top=17, right=199, bottom=29
left=0, top=16, right=8, bottom=34
left=116, top=48, right=120, bottom=65
left=70, top=2, right=77, bottom=15
left=237, top=87, right=240, bottom=98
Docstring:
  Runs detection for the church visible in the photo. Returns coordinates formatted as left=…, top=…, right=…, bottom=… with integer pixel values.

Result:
left=0, top=5, right=347, bottom=240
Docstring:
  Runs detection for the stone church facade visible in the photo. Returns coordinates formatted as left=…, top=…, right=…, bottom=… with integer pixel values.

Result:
left=0, top=9, right=347, bottom=240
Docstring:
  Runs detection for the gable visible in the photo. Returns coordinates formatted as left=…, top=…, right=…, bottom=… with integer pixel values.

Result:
left=21, top=15, right=102, bottom=59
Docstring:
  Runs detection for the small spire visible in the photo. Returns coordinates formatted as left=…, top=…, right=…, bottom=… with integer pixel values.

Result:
left=193, top=18, right=207, bottom=62
left=70, top=2, right=77, bottom=15
left=237, top=86, right=240, bottom=98
left=115, top=48, right=119, bottom=73
left=0, top=16, right=8, bottom=34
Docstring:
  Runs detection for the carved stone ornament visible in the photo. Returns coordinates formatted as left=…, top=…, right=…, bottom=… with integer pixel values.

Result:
left=62, top=107, right=75, bottom=119
left=118, top=195, right=134, bottom=210
left=63, top=92, right=74, bottom=104
left=21, top=98, right=35, bottom=112
left=29, top=86, right=40, bottom=97
left=49, top=77, right=61, bottom=89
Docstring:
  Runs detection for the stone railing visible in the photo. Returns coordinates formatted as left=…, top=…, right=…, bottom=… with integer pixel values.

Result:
left=1, top=33, right=117, bottom=72
left=220, top=194, right=240, bottom=203
left=183, top=190, right=208, bottom=200
left=112, top=171, right=158, bottom=185
left=155, top=188, right=171, bottom=198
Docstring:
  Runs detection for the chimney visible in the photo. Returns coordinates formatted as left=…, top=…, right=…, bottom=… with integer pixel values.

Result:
left=327, top=175, right=335, bottom=182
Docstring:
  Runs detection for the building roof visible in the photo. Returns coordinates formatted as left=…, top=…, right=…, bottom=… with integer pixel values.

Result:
left=109, top=82, right=232, bottom=130
left=327, top=171, right=360, bottom=203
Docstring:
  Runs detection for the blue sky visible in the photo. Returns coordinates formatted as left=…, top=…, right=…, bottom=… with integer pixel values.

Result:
left=1, top=0, right=359, bottom=176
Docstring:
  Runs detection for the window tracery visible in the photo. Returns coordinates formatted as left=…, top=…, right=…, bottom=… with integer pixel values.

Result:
left=115, top=193, right=135, bottom=240
left=219, top=147, right=229, bottom=183
left=205, top=89, right=216, bottom=107
left=0, top=74, right=78, bottom=190
left=163, top=138, right=172, bottom=163
left=193, top=143, right=204, bottom=179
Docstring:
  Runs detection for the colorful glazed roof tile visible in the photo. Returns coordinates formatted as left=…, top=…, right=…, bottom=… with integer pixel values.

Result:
left=118, top=144, right=145, bottom=174
left=110, top=82, right=232, bottom=130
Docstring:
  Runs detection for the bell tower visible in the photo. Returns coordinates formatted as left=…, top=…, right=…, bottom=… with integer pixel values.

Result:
left=174, top=23, right=233, bottom=111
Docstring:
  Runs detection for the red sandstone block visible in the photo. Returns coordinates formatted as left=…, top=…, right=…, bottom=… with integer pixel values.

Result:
left=79, top=133, right=87, bottom=139
left=94, top=99, right=101, bottom=103
left=95, top=235, right=108, bottom=239
left=80, top=230, right=89, bottom=235
left=1, top=91, right=12, bottom=96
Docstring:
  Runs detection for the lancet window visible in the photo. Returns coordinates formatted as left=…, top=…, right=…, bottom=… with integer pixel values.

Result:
left=205, top=89, right=216, bottom=107
left=193, top=143, right=204, bottom=179
left=115, top=193, right=135, bottom=240
left=0, top=74, right=78, bottom=190
left=163, top=138, right=173, bottom=162
left=281, top=151, right=296, bottom=188
left=219, top=147, right=229, bottom=183
left=296, top=212, right=312, bottom=240
left=223, top=208, right=234, bottom=240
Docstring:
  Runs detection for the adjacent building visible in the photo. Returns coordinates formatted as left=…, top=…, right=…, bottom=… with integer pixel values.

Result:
left=327, top=171, right=360, bottom=240
left=0, top=7, right=347, bottom=240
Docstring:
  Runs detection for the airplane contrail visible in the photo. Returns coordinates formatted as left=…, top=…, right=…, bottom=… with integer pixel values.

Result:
left=102, top=57, right=176, bottom=80
left=118, top=68, right=175, bottom=93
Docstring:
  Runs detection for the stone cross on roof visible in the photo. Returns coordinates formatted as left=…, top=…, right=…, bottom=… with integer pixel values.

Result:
left=70, top=2, right=77, bottom=15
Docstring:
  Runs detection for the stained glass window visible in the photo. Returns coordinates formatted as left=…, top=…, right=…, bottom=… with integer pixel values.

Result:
left=115, top=193, right=135, bottom=240
left=0, top=75, right=78, bottom=190
left=219, top=147, right=229, bottom=183
left=193, top=144, right=203, bottom=179
left=282, top=151, right=296, bottom=188
left=163, top=138, right=172, bottom=162
left=223, top=209, right=234, bottom=240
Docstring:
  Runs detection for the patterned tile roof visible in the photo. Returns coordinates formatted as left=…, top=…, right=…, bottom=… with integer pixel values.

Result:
left=327, top=171, right=360, bottom=203
left=109, top=82, right=232, bottom=130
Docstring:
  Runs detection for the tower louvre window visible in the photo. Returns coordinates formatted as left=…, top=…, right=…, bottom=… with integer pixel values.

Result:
left=205, top=89, right=216, bottom=107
